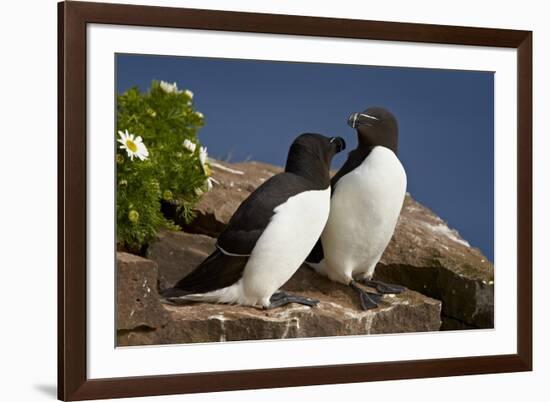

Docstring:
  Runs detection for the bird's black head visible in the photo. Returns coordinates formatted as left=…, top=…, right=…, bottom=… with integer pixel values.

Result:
left=285, top=133, right=346, bottom=188
left=348, top=107, right=399, bottom=154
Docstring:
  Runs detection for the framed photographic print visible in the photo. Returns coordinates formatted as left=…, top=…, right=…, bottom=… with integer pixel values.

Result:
left=58, top=1, right=532, bottom=400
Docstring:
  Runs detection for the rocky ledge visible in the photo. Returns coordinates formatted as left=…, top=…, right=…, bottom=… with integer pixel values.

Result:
left=118, top=246, right=441, bottom=346
left=375, top=195, right=494, bottom=329
left=117, top=159, right=494, bottom=346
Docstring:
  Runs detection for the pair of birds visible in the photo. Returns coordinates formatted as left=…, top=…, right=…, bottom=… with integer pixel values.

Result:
left=162, top=107, right=407, bottom=311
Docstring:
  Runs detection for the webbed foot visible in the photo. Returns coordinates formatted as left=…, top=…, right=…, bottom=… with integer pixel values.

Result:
left=265, top=291, right=319, bottom=309
left=350, top=281, right=382, bottom=310
left=363, top=279, right=406, bottom=294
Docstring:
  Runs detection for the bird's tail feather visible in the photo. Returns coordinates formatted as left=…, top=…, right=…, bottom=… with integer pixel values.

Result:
left=159, top=287, right=192, bottom=299
left=162, top=248, right=247, bottom=297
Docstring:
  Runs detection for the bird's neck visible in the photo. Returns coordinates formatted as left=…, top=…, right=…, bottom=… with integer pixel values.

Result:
left=285, top=147, right=330, bottom=189
left=358, top=129, right=398, bottom=155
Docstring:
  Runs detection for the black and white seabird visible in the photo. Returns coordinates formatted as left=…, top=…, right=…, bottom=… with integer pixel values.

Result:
left=162, top=133, right=346, bottom=309
left=306, top=107, right=407, bottom=310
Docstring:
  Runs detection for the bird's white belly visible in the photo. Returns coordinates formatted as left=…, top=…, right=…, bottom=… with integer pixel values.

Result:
left=321, top=146, right=406, bottom=283
left=238, top=187, right=331, bottom=306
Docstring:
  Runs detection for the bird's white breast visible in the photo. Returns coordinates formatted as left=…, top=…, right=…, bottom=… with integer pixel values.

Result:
left=321, top=146, right=406, bottom=281
left=240, top=187, right=331, bottom=306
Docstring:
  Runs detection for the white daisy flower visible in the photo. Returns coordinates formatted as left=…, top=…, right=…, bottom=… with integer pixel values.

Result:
left=117, top=129, right=149, bottom=161
left=199, top=145, right=212, bottom=176
left=205, top=177, right=214, bottom=191
left=184, top=89, right=194, bottom=100
left=182, top=139, right=197, bottom=153
left=205, top=176, right=219, bottom=192
left=199, top=146, right=208, bottom=166
left=159, top=80, right=181, bottom=94
left=195, top=111, right=204, bottom=119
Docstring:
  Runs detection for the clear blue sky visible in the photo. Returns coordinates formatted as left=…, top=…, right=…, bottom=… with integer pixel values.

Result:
left=116, top=54, right=494, bottom=262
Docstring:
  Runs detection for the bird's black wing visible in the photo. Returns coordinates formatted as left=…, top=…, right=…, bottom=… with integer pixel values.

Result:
left=167, top=172, right=318, bottom=295
left=306, top=147, right=373, bottom=263
left=217, top=172, right=318, bottom=255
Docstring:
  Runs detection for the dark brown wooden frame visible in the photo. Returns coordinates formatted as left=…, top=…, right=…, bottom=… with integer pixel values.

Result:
left=58, top=1, right=532, bottom=400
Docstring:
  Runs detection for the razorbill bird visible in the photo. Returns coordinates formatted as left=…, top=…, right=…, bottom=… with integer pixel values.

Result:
left=306, top=107, right=407, bottom=310
left=161, top=133, right=346, bottom=309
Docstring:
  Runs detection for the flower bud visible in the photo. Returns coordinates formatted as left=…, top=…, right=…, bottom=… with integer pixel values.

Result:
left=163, top=190, right=173, bottom=200
left=128, top=210, right=139, bottom=223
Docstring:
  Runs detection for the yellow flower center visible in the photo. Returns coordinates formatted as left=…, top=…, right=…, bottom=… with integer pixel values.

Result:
left=125, top=139, right=138, bottom=153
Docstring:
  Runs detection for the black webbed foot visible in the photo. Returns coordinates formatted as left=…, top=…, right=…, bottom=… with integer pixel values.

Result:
left=362, top=279, right=406, bottom=294
left=350, top=281, right=382, bottom=310
left=265, top=291, right=319, bottom=309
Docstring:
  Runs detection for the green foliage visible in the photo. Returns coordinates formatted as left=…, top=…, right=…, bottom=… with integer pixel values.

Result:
left=116, top=80, right=210, bottom=252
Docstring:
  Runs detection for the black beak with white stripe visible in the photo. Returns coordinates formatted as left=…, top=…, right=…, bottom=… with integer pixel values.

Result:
left=162, top=133, right=345, bottom=309
left=347, top=111, right=380, bottom=128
